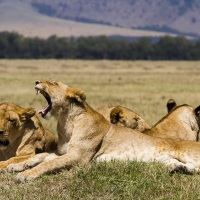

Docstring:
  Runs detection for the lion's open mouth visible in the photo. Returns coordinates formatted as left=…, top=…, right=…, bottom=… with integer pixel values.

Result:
left=35, top=88, right=52, bottom=117
left=0, top=140, right=9, bottom=146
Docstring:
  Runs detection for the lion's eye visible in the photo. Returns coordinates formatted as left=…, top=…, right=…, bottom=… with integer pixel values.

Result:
left=135, top=117, right=139, bottom=122
left=9, top=118, right=15, bottom=123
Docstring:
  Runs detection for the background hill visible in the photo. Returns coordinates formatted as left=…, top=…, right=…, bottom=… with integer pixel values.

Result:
left=17, top=0, right=200, bottom=37
left=0, top=0, right=192, bottom=38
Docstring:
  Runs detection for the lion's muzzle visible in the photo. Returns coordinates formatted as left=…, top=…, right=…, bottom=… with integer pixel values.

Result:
left=0, top=130, right=5, bottom=135
left=0, top=140, right=9, bottom=146
left=0, top=130, right=10, bottom=146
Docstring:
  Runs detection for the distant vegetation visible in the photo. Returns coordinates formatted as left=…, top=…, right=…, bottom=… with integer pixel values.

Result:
left=0, top=31, right=200, bottom=60
left=29, top=0, right=200, bottom=36
left=136, top=25, right=199, bottom=38
left=32, top=2, right=55, bottom=16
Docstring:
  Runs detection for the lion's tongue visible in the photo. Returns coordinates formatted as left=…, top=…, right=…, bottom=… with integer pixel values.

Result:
left=37, top=105, right=50, bottom=116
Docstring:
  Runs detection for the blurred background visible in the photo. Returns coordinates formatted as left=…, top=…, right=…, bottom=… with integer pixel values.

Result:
left=0, top=0, right=200, bottom=60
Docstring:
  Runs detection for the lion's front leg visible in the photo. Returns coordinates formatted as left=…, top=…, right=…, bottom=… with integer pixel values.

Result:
left=0, top=161, right=9, bottom=172
left=7, top=153, right=57, bottom=173
left=0, top=155, right=32, bottom=171
left=15, top=152, right=86, bottom=182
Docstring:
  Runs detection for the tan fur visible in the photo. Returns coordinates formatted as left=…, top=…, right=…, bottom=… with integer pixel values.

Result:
left=9, top=80, right=200, bottom=182
left=144, top=104, right=200, bottom=141
left=0, top=102, right=57, bottom=170
left=96, top=104, right=150, bottom=132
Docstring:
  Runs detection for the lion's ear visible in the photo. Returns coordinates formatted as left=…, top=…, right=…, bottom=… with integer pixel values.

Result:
left=21, top=107, right=36, bottom=121
left=66, top=87, right=86, bottom=102
left=195, top=105, right=200, bottom=116
left=110, top=107, right=124, bottom=124
left=167, top=99, right=177, bottom=113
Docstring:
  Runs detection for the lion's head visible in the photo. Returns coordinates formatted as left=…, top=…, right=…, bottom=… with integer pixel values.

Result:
left=0, top=103, right=35, bottom=150
left=35, top=80, right=86, bottom=118
left=110, top=106, right=150, bottom=132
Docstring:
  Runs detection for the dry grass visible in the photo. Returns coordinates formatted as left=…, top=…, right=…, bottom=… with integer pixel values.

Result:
left=1, top=59, right=200, bottom=199
left=1, top=59, right=200, bottom=131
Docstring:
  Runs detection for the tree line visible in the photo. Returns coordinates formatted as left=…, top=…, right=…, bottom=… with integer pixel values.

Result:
left=0, top=31, right=200, bottom=60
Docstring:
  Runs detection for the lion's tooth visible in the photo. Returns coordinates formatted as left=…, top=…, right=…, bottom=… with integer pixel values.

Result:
left=36, top=89, right=39, bottom=95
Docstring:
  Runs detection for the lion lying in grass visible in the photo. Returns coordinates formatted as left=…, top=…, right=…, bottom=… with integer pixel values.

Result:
left=101, top=98, right=200, bottom=141
left=96, top=104, right=150, bottom=132
left=8, top=80, right=200, bottom=182
left=143, top=103, right=200, bottom=141
left=0, top=102, right=57, bottom=170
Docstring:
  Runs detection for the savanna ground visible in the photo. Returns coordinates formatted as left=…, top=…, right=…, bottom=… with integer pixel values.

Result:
left=0, top=59, right=200, bottom=199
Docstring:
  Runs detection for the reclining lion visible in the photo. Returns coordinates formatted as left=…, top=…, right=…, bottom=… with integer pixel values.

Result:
left=108, top=99, right=200, bottom=141
left=143, top=103, right=200, bottom=141
left=8, top=80, right=200, bottom=182
left=0, top=102, right=57, bottom=170
left=96, top=104, right=150, bottom=132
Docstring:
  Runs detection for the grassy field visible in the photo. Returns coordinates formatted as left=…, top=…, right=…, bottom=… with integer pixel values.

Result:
left=0, top=59, right=200, bottom=199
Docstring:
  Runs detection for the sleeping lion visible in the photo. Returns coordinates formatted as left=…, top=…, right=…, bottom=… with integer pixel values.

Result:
left=8, top=80, right=200, bottom=182
left=96, top=104, right=150, bottom=132
left=0, top=102, right=57, bottom=170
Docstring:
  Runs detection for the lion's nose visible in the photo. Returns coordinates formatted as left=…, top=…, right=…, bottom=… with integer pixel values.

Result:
left=35, top=80, right=40, bottom=85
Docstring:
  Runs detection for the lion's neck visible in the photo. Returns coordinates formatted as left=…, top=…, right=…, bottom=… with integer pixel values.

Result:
left=56, top=101, right=88, bottom=155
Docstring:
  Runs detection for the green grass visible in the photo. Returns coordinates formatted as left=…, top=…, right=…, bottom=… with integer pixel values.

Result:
left=1, top=161, right=200, bottom=199
left=1, top=59, right=200, bottom=199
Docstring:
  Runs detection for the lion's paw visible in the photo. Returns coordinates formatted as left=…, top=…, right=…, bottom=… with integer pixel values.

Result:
left=7, top=163, right=25, bottom=173
left=169, top=164, right=194, bottom=175
left=0, top=168, right=6, bottom=173
left=15, top=171, right=37, bottom=183
left=24, top=162, right=35, bottom=169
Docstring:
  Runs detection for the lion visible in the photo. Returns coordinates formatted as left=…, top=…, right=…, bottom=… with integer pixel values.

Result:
left=143, top=104, right=200, bottom=141
left=108, top=99, right=199, bottom=142
left=96, top=104, right=150, bottom=132
left=0, top=102, right=57, bottom=170
left=8, top=80, right=200, bottom=182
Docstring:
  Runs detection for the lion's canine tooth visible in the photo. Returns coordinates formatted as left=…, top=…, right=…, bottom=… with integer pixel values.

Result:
left=36, top=89, right=39, bottom=95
